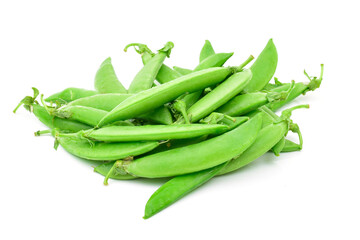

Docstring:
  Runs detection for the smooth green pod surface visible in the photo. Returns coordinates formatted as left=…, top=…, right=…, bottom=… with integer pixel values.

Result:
left=194, top=53, right=233, bottom=71
left=128, top=42, right=174, bottom=93
left=144, top=162, right=226, bottom=219
left=57, top=136, right=159, bottom=161
left=94, top=57, right=127, bottom=94
left=45, top=88, right=98, bottom=103
left=243, top=39, right=278, bottom=92
left=187, top=70, right=252, bottom=122
left=199, top=40, right=216, bottom=63
left=81, top=124, right=229, bottom=142
left=118, top=114, right=262, bottom=178
left=140, top=48, right=182, bottom=84
left=55, top=106, right=107, bottom=127
left=98, top=67, right=233, bottom=126
left=68, top=93, right=132, bottom=111
left=218, top=121, right=287, bottom=175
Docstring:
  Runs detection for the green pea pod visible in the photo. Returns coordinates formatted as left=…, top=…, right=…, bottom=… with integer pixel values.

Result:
left=173, top=66, right=193, bottom=75
left=94, top=162, right=137, bottom=180
left=186, top=70, right=252, bottom=122
left=14, top=89, right=92, bottom=133
left=141, top=49, right=182, bottom=84
left=98, top=67, right=233, bottom=127
left=67, top=93, right=173, bottom=125
left=52, top=130, right=159, bottom=161
left=45, top=88, right=98, bottom=103
left=199, top=40, right=216, bottom=63
left=243, top=39, right=278, bottom=93
left=53, top=105, right=107, bottom=127
left=68, top=93, right=132, bottom=111
left=144, top=162, right=227, bottom=219
left=267, top=64, right=324, bottom=111
left=271, top=136, right=286, bottom=156
left=114, top=113, right=262, bottom=178
left=216, top=90, right=289, bottom=117
left=126, top=42, right=174, bottom=92
left=219, top=105, right=308, bottom=175
left=32, top=105, right=92, bottom=132
left=194, top=52, right=233, bottom=71
left=94, top=57, right=127, bottom=94
left=78, top=124, right=229, bottom=142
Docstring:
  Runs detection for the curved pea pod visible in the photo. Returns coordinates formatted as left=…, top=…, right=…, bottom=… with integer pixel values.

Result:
left=243, top=39, right=278, bottom=93
left=54, top=133, right=159, bottom=161
left=98, top=67, right=233, bottom=127
left=199, top=40, right=216, bottom=63
left=79, top=124, right=229, bottom=142
left=267, top=64, right=324, bottom=111
left=114, top=114, right=262, bottom=178
left=125, top=42, right=174, bottom=93
left=141, top=51, right=182, bottom=84
left=218, top=105, right=309, bottom=175
left=194, top=52, right=233, bottom=71
left=68, top=93, right=132, bottom=111
left=186, top=69, right=252, bottom=122
left=45, top=88, right=98, bottom=103
left=94, top=57, right=127, bottom=94
left=144, top=162, right=226, bottom=219
left=94, top=162, right=137, bottom=180
left=216, top=91, right=288, bottom=117
left=173, top=66, right=192, bottom=75
left=218, top=121, right=287, bottom=175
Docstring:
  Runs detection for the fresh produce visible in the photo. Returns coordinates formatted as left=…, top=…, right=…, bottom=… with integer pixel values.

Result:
left=14, top=40, right=324, bottom=219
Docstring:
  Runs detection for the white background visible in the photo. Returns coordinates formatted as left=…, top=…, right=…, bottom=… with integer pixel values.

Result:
left=1, top=0, right=359, bottom=239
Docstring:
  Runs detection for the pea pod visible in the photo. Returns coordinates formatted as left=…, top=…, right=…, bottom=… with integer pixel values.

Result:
left=67, top=93, right=132, bottom=111
left=271, top=136, right=286, bottom=156
left=98, top=67, right=234, bottom=127
left=194, top=52, right=233, bottom=71
left=199, top=40, right=216, bottom=63
left=48, top=94, right=173, bottom=125
left=45, top=88, right=98, bottom=103
left=50, top=130, right=159, bottom=161
left=113, top=114, right=262, bottom=178
left=218, top=105, right=309, bottom=175
left=77, top=124, right=229, bottom=142
left=243, top=39, right=278, bottom=92
left=94, top=57, right=127, bottom=94
left=14, top=89, right=92, bottom=132
left=144, top=162, right=227, bottom=219
left=216, top=88, right=291, bottom=117
left=186, top=69, right=252, bottom=122
left=267, top=64, right=324, bottom=111
left=125, top=42, right=174, bottom=93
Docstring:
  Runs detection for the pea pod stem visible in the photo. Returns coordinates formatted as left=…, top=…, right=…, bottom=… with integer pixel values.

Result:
left=238, top=55, right=255, bottom=70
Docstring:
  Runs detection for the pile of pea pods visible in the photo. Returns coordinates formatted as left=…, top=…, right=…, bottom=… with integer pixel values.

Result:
left=14, top=39, right=323, bottom=219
